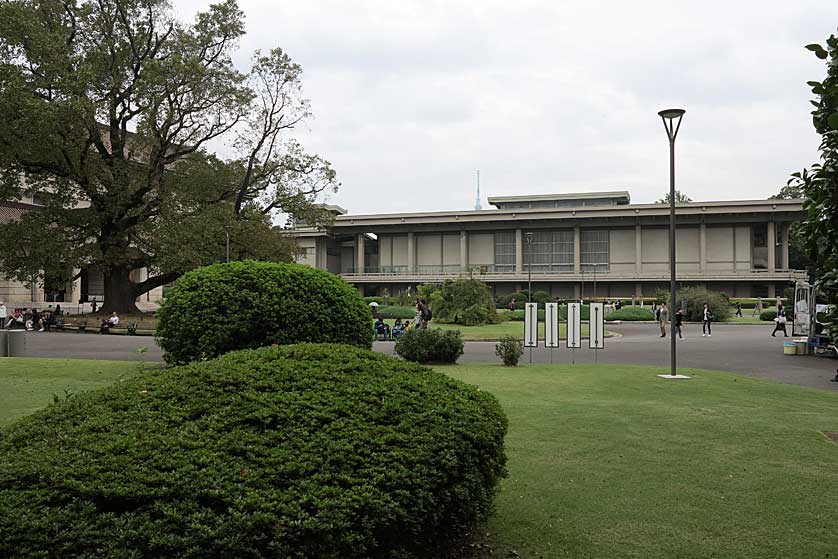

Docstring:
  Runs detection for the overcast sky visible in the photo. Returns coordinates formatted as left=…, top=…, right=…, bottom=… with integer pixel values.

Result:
left=173, top=0, right=838, bottom=214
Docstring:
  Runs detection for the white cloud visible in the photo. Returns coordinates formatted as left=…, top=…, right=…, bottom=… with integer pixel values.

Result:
left=173, top=0, right=838, bottom=212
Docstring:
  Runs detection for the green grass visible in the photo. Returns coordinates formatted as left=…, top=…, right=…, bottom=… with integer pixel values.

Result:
left=723, top=316, right=772, bottom=324
left=436, top=364, right=838, bottom=558
left=382, top=319, right=591, bottom=340
left=0, top=358, right=146, bottom=426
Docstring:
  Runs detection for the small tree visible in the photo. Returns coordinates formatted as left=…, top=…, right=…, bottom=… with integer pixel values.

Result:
left=788, top=34, right=838, bottom=341
left=424, top=278, right=500, bottom=326
left=656, top=190, right=693, bottom=204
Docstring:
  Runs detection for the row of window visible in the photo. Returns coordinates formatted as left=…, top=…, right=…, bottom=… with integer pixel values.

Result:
left=494, top=230, right=609, bottom=273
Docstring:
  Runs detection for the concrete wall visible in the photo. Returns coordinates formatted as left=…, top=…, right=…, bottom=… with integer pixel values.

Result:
left=641, top=227, right=668, bottom=272
left=468, top=233, right=494, bottom=265
left=416, top=234, right=441, bottom=266
left=706, top=226, right=734, bottom=271
left=609, top=228, right=635, bottom=273
left=295, top=238, right=317, bottom=266
left=442, top=234, right=459, bottom=266
left=675, top=227, right=699, bottom=272
left=735, top=226, right=751, bottom=270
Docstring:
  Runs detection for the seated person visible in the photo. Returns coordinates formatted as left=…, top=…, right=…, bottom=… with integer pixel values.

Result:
left=5, top=309, right=24, bottom=329
left=374, top=316, right=390, bottom=339
left=391, top=318, right=405, bottom=338
left=25, top=309, right=40, bottom=331
left=99, top=312, right=120, bottom=334
left=38, top=310, right=54, bottom=332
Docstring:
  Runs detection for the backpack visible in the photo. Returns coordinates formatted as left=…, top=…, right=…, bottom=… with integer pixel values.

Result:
left=655, top=308, right=661, bottom=321
left=423, top=307, right=432, bottom=321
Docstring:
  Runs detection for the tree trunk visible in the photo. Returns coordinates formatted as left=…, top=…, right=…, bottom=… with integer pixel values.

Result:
left=102, top=265, right=139, bottom=314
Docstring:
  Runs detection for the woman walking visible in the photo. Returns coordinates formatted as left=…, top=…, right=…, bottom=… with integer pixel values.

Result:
left=771, top=304, right=789, bottom=337
left=701, top=303, right=713, bottom=337
left=675, top=307, right=685, bottom=340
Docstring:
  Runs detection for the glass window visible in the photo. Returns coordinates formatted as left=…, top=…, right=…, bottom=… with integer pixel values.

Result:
left=494, top=231, right=516, bottom=272
left=523, top=230, right=574, bottom=272
left=581, top=230, right=609, bottom=272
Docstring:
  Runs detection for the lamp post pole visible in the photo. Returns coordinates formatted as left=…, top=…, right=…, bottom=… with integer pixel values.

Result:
left=658, top=108, right=685, bottom=377
left=525, top=232, right=534, bottom=364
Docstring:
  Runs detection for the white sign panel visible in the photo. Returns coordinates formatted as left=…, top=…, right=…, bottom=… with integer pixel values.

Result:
left=567, top=302, right=582, bottom=348
left=545, top=303, right=560, bottom=348
left=524, top=302, right=538, bottom=347
left=589, top=302, right=605, bottom=349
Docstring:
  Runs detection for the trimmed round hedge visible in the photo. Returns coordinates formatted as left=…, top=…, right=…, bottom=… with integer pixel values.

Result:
left=605, top=307, right=655, bottom=321
left=0, top=344, right=508, bottom=559
left=157, top=260, right=373, bottom=363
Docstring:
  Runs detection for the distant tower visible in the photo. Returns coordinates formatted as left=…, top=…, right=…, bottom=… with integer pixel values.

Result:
left=474, top=170, right=482, bottom=211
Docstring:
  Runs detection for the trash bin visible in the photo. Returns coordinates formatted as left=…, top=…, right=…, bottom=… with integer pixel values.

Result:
left=0, top=330, right=7, bottom=357
left=783, top=341, right=796, bottom=355
left=6, top=329, right=25, bottom=357
left=794, top=339, right=809, bottom=356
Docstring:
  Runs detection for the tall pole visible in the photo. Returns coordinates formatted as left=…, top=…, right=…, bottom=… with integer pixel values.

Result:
left=224, top=226, right=231, bottom=263
left=668, top=138, right=676, bottom=376
left=659, top=108, right=685, bottom=377
left=525, top=232, right=534, bottom=364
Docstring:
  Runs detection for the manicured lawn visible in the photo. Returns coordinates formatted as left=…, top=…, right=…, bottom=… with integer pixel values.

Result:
left=437, top=364, right=838, bottom=558
left=0, top=358, right=146, bottom=426
left=723, top=316, right=771, bottom=324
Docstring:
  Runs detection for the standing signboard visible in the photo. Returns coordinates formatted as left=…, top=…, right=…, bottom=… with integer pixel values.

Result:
left=524, top=302, right=538, bottom=348
left=567, top=302, right=582, bottom=349
left=589, top=302, right=605, bottom=350
left=545, top=303, right=560, bottom=348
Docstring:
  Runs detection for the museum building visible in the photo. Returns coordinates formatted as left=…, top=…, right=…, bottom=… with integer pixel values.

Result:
left=291, top=191, right=806, bottom=299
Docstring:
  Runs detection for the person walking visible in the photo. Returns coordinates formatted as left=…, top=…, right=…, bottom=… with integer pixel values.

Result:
left=675, top=307, right=685, bottom=340
left=771, top=304, right=789, bottom=337
left=735, top=301, right=743, bottom=317
left=658, top=303, right=668, bottom=338
left=752, top=297, right=762, bottom=318
left=702, top=303, right=713, bottom=337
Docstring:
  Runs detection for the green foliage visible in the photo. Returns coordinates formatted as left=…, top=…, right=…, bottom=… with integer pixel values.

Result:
left=507, top=305, right=591, bottom=321
left=496, top=291, right=552, bottom=308
left=605, top=307, right=655, bottom=321
left=0, top=0, right=337, bottom=312
left=0, top=344, right=507, bottom=559
left=760, top=307, right=778, bottom=321
left=656, top=190, right=693, bottom=204
left=790, top=32, right=838, bottom=342
left=427, top=278, right=500, bottom=326
left=655, top=286, right=732, bottom=322
left=157, top=261, right=372, bottom=363
left=375, top=305, right=417, bottom=319
left=495, top=336, right=524, bottom=366
left=394, top=328, right=465, bottom=364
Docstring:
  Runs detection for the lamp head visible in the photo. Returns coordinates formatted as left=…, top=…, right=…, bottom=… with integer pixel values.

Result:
left=658, top=108, right=686, bottom=120
left=658, top=108, right=686, bottom=142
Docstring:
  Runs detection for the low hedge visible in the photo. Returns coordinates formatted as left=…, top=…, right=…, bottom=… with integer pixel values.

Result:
left=760, top=307, right=779, bottom=321
left=0, top=344, right=507, bottom=559
left=157, top=261, right=372, bottom=364
left=375, top=305, right=417, bottom=319
left=605, top=307, right=655, bottom=321
left=507, top=305, right=591, bottom=321
left=394, top=328, right=465, bottom=364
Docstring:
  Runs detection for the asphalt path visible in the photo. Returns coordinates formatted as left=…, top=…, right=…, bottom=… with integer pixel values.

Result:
left=4, top=323, right=837, bottom=391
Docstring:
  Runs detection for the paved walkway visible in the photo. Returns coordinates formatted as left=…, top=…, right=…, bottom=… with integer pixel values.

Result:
left=4, top=323, right=837, bottom=391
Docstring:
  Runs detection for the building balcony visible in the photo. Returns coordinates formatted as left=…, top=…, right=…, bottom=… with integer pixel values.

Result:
left=338, top=266, right=807, bottom=283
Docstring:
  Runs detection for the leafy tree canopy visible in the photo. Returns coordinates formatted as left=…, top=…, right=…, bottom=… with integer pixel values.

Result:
left=655, top=190, right=693, bottom=204
left=790, top=33, right=838, bottom=341
left=0, top=0, right=337, bottom=312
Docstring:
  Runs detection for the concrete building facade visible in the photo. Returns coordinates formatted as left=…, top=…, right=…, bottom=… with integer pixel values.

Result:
left=292, top=192, right=806, bottom=299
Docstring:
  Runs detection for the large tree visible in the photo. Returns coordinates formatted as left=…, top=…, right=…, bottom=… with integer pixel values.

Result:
left=0, top=0, right=336, bottom=312
left=789, top=34, right=838, bottom=341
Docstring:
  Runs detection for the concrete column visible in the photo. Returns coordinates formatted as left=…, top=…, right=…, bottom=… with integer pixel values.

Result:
left=573, top=226, right=581, bottom=274
left=407, top=232, right=415, bottom=273
left=635, top=281, right=643, bottom=300
left=356, top=234, right=365, bottom=273
left=699, top=223, right=707, bottom=273
left=515, top=229, right=524, bottom=274
left=459, top=230, right=468, bottom=271
left=780, top=223, right=790, bottom=269
left=767, top=221, right=776, bottom=273
left=767, top=283, right=776, bottom=299
left=634, top=223, right=642, bottom=275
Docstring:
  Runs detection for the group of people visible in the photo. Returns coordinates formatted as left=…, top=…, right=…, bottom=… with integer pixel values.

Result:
left=0, top=303, right=62, bottom=332
left=374, top=299, right=432, bottom=340
left=655, top=301, right=791, bottom=339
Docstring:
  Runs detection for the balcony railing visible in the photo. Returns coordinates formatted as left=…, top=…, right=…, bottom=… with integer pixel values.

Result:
left=339, top=266, right=807, bottom=279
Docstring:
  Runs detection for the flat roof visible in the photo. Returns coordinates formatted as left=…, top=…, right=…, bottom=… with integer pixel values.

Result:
left=488, top=190, right=631, bottom=205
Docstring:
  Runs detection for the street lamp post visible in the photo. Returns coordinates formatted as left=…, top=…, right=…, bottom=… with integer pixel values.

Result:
left=658, top=108, right=686, bottom=377
left=525, top=232, right=534, bottom=364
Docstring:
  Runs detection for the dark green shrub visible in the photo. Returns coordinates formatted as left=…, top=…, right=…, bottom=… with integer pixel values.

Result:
left=157, top=261, right=372, bottom=363
left=375, top=305, right=417, bottom=319
left=0, top=344, right=507, bottom=559
left=394, top=328, right=465, bottom=364
left=655, top=286, right=733, bottom=322
left=760, top=307, right=778, bottom=321
left=427, top=278, right=500, bottom=326
left=495, top=335, right=523, bottom=366
left=496, top=291, right=551, bottom=308
left=508, top=305, right=590, bottom=321
left=606, top=307, right=655, bottom=321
